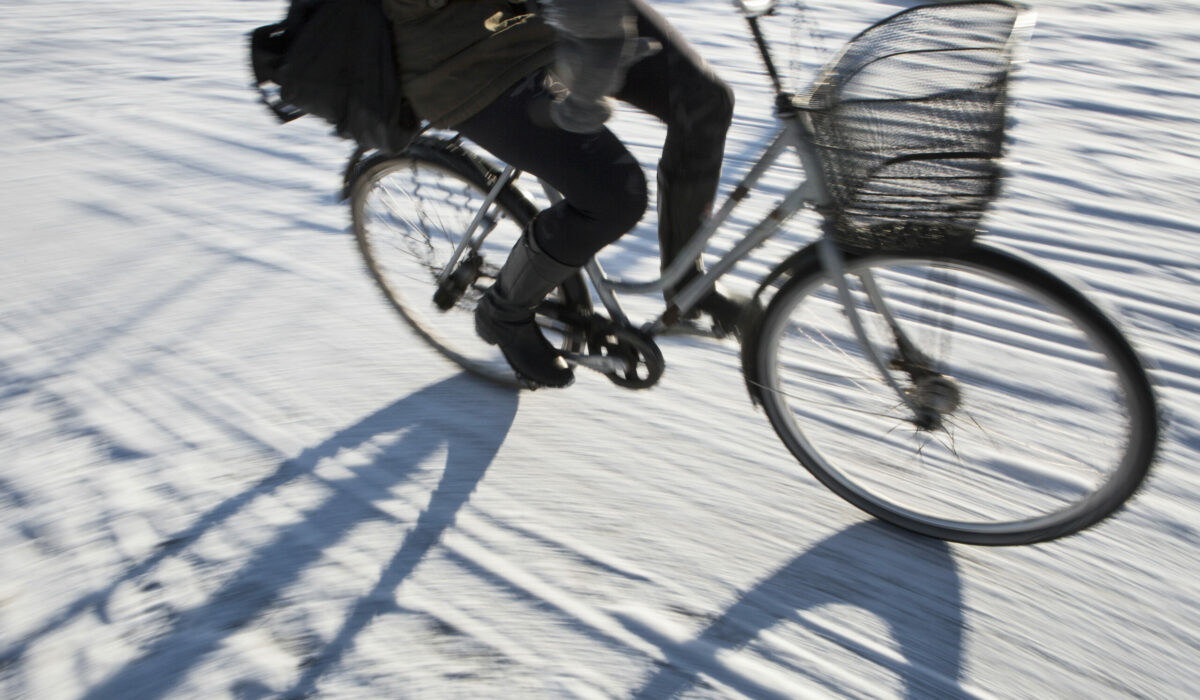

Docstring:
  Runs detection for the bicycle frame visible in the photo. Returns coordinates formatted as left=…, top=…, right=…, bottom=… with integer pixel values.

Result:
left=442, top=0, right=970, bottom=414
left=539, top=121, right=831, bottom=332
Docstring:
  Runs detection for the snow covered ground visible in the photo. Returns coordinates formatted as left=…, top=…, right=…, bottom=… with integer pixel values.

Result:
left=2, top=0, right=1199, bottom=697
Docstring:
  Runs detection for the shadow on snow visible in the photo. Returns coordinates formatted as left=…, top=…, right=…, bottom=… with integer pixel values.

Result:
left=625, top=520, right=965, bottom=699
left=11, top=373, right=518, bottom=700
left=5, top=373, right=966, bottom=699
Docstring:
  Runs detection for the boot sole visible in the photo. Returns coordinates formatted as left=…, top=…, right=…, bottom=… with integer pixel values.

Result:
left=475, top=314, right=574, bottom=390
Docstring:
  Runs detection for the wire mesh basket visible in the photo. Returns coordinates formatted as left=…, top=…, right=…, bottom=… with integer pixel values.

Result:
left=805, top=1, right=1030, bottom=252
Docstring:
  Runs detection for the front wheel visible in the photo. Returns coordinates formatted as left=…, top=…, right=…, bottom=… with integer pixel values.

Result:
left=750, top=243, right=1158, bottom=545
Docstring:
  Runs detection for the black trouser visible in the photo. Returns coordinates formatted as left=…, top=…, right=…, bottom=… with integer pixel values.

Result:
left=455, top=0, right=734, bottom=268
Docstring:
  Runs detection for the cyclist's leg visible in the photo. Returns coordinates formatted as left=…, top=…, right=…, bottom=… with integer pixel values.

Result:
left=457, top=72, right=647, bottom=267
left=455, top=72, right=648, bottom=386
left=615, top=0, right=737, bottom=320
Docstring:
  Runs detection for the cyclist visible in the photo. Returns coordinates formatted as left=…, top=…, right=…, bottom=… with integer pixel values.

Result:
left=385, top=0, right=737, bottom=387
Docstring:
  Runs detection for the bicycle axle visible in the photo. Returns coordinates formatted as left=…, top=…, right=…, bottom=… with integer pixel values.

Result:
left=433, top=252, right=484, bottom=311
left=908, top=374, right=961, bottom=430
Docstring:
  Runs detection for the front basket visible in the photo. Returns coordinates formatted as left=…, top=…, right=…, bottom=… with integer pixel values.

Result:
left=806, top=1, right=1031, bottom=252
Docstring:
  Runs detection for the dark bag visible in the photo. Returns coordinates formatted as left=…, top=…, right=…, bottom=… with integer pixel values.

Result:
left=249, top=0, right=421, bottom=153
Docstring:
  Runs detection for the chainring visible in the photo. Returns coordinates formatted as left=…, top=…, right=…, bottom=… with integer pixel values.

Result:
left=586, top=325, right=665, bottom=389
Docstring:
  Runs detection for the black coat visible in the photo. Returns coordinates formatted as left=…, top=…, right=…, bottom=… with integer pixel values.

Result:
left=384, top=0, right=556, bottom=127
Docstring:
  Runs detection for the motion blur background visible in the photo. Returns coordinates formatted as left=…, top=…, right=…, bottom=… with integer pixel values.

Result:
left=2, top=1, right=1198, bottom=698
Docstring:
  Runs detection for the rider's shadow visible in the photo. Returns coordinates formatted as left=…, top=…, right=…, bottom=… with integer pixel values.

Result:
left=72, top=373, right=518, bottom=700
left=626, top=521, right=965, bottom=700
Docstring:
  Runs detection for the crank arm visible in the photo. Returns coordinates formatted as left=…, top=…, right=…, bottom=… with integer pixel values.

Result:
left=658, top=319, right=726, bottom=339
left=562, top=352, right=630, bottom=375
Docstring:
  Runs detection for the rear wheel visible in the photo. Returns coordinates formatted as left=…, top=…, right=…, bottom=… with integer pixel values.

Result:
left=752, top=243, right=1158, bottom=545
left=351, top=137, right=588, bottom=386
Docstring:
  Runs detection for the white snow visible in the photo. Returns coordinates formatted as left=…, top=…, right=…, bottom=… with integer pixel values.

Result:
left=2, top=0, right=1199, bottom=698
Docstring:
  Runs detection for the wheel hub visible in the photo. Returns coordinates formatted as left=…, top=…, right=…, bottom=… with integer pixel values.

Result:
left=433, top=252, right=483, bottom=310
left=908, top=374, right=961, bottom=430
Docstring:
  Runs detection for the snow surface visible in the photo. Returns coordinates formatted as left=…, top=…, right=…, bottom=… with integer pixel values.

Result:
left=2, top=0, right=1199, bottom=698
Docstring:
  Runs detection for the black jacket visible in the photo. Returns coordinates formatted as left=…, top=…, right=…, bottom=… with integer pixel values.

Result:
left=384, top=0, right=556, bottom=127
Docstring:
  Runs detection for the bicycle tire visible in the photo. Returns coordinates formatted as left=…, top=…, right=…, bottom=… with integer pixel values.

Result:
left=350, top=137, right=588, bottom=387
left=750, top=243, right=1158, bottom=545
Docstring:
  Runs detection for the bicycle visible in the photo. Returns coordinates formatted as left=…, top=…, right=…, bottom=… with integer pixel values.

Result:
left=344, top=0, right=1159, bottom=545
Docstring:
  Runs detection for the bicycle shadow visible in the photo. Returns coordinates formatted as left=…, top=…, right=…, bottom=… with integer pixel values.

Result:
left=624, top=521, right=965, bottom=699
left=53, top=373, right=518, bottom=700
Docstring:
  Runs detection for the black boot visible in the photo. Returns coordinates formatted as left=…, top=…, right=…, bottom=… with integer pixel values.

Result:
left=475, top=229, right=577, bottom=388
left=657, top=171, right=748, bottom=334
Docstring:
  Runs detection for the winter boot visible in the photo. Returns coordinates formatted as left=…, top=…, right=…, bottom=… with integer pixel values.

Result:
left=657, top=171, right=748, bottom=335
left=475, top=229, right=578, bottom=388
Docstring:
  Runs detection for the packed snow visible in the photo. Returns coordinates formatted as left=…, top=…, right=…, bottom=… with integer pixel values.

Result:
left=2, top=0, right=1199, bottom=698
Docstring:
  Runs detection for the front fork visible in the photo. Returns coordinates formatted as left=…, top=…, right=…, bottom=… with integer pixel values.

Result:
left=817, top=236, right=958, bottom=430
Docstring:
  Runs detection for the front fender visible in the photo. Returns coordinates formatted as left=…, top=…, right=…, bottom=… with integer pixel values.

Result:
left=740, top=242, right=828, bottom=407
